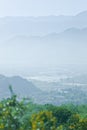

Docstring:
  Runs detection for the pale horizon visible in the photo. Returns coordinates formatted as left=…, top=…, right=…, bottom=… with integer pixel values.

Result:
left=0, top=0, right=87, bottom=17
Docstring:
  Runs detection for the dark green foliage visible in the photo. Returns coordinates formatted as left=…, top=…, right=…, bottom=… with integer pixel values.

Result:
left=52, top=107, right=72, bottom=124
left=0, top=86, right=87, bottom=130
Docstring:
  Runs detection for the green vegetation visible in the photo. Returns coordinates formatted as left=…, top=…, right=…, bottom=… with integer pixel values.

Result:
left=0, top=87, right=87, bottom=130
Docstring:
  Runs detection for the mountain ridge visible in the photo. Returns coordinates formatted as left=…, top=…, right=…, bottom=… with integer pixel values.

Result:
left=0, top=75, right=43, bottom=102
left=0, top=10, right=87, bottom=36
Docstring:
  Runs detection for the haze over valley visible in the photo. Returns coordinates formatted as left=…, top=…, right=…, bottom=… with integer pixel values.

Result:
left=0, top=7, right=87, bottom=105
left=1, top=11, right=87, bottom=72
left=0, top=1, right=87, bottom=129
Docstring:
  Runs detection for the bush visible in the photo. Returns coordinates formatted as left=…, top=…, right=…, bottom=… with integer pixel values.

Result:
left=31, top=111, right=57, bottom=130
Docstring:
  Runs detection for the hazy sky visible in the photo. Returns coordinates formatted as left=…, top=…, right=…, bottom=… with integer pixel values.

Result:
left=0, top=0, right=87, bottom=17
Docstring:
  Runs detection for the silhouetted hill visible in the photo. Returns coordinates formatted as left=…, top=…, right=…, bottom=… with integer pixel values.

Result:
left=0, top=75, right=42, bottom=101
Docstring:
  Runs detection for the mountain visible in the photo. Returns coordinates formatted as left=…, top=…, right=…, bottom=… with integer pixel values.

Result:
left=1, top=11, right=87, bottom=71
left=0, top=74, right=69, bottom=105
left=1, top=27, right=87, bottom=68
left=5, top=27, right=87, bottom=46
left=0, top=11, right=87, bottom=39
left=0, top=75, right=43, bottom=102
left=0, top=73, right=87, bottom=105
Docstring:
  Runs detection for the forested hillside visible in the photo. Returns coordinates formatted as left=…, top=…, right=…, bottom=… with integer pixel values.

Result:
left=0, top=88, right=87, bottom=130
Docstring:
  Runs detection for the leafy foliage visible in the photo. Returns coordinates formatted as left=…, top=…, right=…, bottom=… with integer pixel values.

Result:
left=0, top=87, right=87, bottom=130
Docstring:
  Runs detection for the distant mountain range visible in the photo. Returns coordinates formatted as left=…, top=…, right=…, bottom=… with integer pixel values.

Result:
left=5, top=27, right=87, bottom=46
left=1, top=27, right=87, bottom=67
left=0, top=11, right=87, bottom=70
left=0, top=10, right=87, bottom=38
